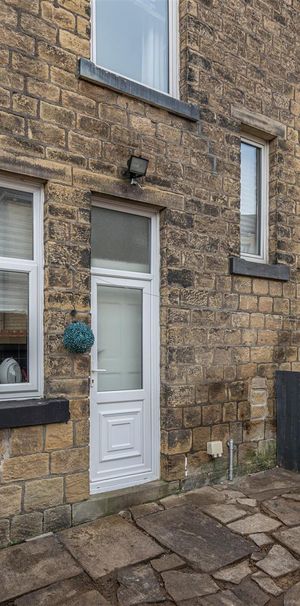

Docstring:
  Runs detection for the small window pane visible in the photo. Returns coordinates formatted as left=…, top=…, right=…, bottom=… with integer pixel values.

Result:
left=95, top=0, right=169, bottom=92
left=0, top=187, right=33, bottom=260
left=0, top=271, right=29, bottom=385
left=240, top=142, right=262, bottom=257
left=97, top=285, right=142, bottom=391
left=92, top=207, right=151, bottom=273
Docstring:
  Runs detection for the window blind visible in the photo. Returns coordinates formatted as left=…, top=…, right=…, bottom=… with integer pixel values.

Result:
left=0, top=187, right=33, bottom=260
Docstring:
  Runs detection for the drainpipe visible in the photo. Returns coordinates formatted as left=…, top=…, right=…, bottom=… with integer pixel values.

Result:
left=227, top=439, right=234, bottom=482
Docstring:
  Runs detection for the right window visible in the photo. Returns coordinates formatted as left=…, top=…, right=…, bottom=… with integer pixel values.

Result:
left=240, top=135, right=268, bottom=263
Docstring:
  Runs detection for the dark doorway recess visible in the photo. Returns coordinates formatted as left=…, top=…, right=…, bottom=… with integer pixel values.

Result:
left=276, top=370, right=300, bottom=472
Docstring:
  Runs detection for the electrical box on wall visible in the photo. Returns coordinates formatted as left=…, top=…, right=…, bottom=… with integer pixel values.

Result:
left=207, top=441, right=223, bottom=458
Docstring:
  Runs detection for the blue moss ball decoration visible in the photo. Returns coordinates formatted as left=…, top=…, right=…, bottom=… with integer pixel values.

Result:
left=63, top=321, right=95, bottom=354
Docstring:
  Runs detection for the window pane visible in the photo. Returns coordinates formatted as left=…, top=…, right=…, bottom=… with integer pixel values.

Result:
left=0, top=187, right=33, bottom=259
left=95, top=0, right=169, bottom=92
left=0, top=271, right=29, bottom=385
left=97, top=285, right=142, bottom=391
left=240, top=142, right=261, bottom=256
left=92, top=207, right=151, bottom=273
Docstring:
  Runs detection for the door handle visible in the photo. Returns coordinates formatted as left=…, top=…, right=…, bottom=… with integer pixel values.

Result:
left=91, top=369, right=107, bottom=373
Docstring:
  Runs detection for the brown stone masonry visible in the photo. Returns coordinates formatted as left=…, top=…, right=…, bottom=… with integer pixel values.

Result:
left=0, top=0, right=298, bottom=544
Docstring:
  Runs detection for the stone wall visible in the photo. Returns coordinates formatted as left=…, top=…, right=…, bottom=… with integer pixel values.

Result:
left=0, top=0, right=298, bottom=544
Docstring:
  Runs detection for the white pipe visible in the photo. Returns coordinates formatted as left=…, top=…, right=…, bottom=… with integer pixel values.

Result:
left=227, top=439, right=234, bottom=482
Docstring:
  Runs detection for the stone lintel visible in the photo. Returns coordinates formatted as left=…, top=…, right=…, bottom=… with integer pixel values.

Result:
left=231, top=106, right=286, bottom=140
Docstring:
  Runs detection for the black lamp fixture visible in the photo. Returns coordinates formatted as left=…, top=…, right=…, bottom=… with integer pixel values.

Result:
left=123, top=155, right=149, bottom=185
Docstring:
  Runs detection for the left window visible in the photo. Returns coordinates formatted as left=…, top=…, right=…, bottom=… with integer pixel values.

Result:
left=0, top=179, right=43, bottom=399
left=92, top=0, right=178, bottom=96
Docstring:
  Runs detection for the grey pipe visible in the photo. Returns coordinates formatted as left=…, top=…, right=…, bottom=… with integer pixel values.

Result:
left=227, top=439, right=234, bottom=482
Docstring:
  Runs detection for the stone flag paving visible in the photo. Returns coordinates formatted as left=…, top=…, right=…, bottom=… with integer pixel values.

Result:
left=1, top=468, right=300, bottom=605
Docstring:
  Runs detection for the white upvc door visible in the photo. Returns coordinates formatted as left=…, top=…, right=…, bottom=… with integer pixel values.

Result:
left=90, top=203, right=159, bottom=494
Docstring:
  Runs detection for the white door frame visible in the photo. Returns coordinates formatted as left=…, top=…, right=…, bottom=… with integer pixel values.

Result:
left=90, top=200, right=160, bottom=494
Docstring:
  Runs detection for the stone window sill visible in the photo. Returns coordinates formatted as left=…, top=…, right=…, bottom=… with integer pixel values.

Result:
left=0, top=398, right=69, bottom=429
left=229, top=257, right=290, bottom=281
left=78, top=58, right=199, bottom=122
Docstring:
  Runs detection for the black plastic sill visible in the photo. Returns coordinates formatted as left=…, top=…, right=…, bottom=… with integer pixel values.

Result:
left=229, top=257, right=290, bottom=281
left=0, top=398, right=69, bottom=429
left=79, top=58, right=199, bottom=122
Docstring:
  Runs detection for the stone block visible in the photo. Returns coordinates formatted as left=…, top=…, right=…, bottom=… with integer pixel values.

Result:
left=11, top=512, right=43, bottom=542
left=50, top=447, right=88, bottom=474
left=44, top=504, right=72, bottom=533
left=65, top=472, right=89, bottom=503
left=45, top=422, right=73, bottom=450
left=2, top=453, right=49, bottom=482
left=24, top=477, right=64, bottom=511
left=0, top=484, right=22, bottom=517
left=0, top=520, right=10, bottom=548
left=10, top=426, right=44, bottom=456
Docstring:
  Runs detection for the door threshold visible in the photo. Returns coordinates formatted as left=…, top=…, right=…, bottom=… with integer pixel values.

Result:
left=72, top=478, right=180, bottom=526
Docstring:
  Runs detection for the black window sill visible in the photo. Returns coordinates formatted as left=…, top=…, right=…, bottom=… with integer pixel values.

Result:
left=79, top=58, right=199, bottom=122
left=229, top=257, right=290, bottom=281
left=0, top=398, right=69, bottom=429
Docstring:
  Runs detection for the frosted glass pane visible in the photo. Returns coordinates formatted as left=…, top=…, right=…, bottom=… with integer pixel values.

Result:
left=0, top=271, right=29, bottom=385
left=97, top=285, right=142, bottom=391
left=240, top=142, right=261, bottom=256
left=92, top=207, right=151, bottom=272
left=0, top=187, right=33, bottom=260
left=95, top=0, right=169, bottom=92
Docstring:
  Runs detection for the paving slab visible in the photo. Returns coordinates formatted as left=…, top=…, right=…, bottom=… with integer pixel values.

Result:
left=151, top=553, right=185, bottom=572
left=184, top=486, right=227, bottom=509
left=252, top=571, right=282, bottom=597
left=232, top=578, right=269, bottom=605
left=137, top=505, right=254, bottom=573
left=203, top=503, right=247, bottom=524
left=199, top=590, right=245, bottom=605
left=263, top=497, right=300, bottom=526
left=256, top=545, right=300, bottom=578
left=58, top=515, right=164, bottom=580
left=249, top=532, right=274, bottom=546
left=282, top=493, right=300, bottom=502
left=273, top=525, right=300, bottom=556
left=117, top=564, right=166, bottom=605
left=14, top=575, right=109, bottom=605
left=213, top=560, right=252, bottom=584
left=284, top=581, right=300, bottom=605
left=233, top=469, right=300, bottom=501
left=162, top=570, right=218, bottom=602
left=237, top=498, right=257, bottom=508
left=129, top=502, right=163, bottom=520
left=228, top=513, right=281, bottom=534
left=0, top=535, right=81, bottom=603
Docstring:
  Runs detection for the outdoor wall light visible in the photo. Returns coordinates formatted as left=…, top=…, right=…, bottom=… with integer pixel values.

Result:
left=124, top=155, right=149, bottom=185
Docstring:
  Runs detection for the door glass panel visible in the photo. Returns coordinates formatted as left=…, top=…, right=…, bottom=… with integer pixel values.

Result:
left=0, top=271, right=29, bottom=384
left=94, top=0, right=169, bottom=93
left=0, top=187, right=33, bottom=260
left=97, top=285, right=142, bottom=391
left=92, top=207, right=151, bottom=273
left=240, top=142, right=262, bottom=256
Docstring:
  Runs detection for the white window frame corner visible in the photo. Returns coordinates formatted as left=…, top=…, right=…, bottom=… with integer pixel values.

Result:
left=240, top=134, right=269, bottom=265
left=0, top=177, right=44, bottom=401
left=91, top=0, right=179, bottom=99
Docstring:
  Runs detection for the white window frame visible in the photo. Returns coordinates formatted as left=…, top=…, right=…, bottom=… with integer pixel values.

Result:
left=91, top=0, right=179, bottom=98
left=240, top=134, right=269, bottom=264
left=0, top=177, right=43, bottom=400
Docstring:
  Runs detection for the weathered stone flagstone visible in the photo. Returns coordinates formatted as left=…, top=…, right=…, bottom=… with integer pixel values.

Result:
left=162, top=570, right=218, bottom=602
left=263, top=497, right=300, bottom=526
left=117, top=564, right=166, bottom=605
left=252, top=571, right=282, bottom=597
left=213, top=560, right=252, bottom=584
left=282, top=493, right=300, bottom=501
left=151, top=553, right=185, bottom=572
left=137, top=505, right=254, bottom=572
left=203, top=503, right=247, bottom=524
left=234, top=469, right=300, bottom=502
left=0, top=535, right=81, bottom=603
left=284, top=581, right=300, bottom=605
left=249, top=532, right=274, bottom=546
left=228, top=513, right=281, bottom=534
left=237, top=498, right=257, bottom=508
left=273, top=525, right=300, bottom=556
left=232, top=578, right=269, bottom=605
left=199, top=589, right=245, bottom=605
left=14, top=575, right=109, bottom=605
left=58, top=515, right=164, bottom=579
left=184, top=486, right=227, bottom=509
left=129, top=502, right=163, bottom=520
left=256, top=545, right=300, bottom=578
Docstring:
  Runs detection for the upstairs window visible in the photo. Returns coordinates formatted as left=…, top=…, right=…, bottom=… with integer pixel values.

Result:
left=0, top=180, right=43, bottom=399
left=92, top=0, right=178, bottom=96
left=240, top=135, right=268, bottom=263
